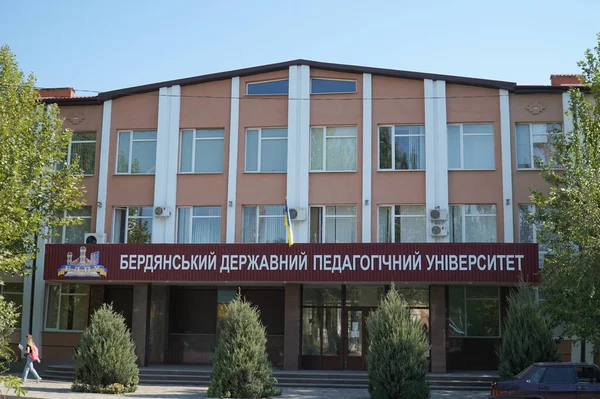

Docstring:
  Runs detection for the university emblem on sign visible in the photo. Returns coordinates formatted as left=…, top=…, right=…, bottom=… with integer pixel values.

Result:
left=57, top=246, right=107, bottom=278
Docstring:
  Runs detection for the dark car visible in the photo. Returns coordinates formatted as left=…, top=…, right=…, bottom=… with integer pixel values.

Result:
left=490, top=362, right=600, bottom=398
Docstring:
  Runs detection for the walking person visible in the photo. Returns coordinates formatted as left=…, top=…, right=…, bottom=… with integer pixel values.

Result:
left=21, top=334, right=42, bottom=383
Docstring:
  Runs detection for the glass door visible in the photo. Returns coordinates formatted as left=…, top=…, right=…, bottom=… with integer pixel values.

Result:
left=344, top=308, right=371, bottom=370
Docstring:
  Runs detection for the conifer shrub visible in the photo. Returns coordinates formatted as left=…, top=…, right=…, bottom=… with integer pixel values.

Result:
left=72, top=304, right=139, bottom=394
left=207, top=294, right=281, bottom=398
left=498, top=282, right=559, bottom=380
left=366, top=285, right=430, bottom=399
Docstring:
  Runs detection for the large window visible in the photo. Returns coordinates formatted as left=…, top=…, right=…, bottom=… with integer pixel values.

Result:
left=113, top=206, right=153, bottom=244
left=177, top=206, right=221, bottom=243
left=1, top=282, right=23, bottom=316
left=448, top=286, right=500, bottom=337
left=448, top=124, right=495, bottom=170
left=68, top=132, right=96, bottom=175
left=311, top=78, right=357, bottom=94
left=450, top=205, right=497, bottom=243
left=516, top=123, right=562, bottom=169
left=246, top=79, right=289, bottom=95
left=302, top=285, right=342, bottom=357
left=519, top=204, right=548, bottom=267
left=245, top=128, right=288, bottom=172
left=116, top=130, right=157, bottom=174
left=52, top=208, right=92, bottom=244
left=378, top=205, right=426, bottom=243
left=310, top=205, right=356, bottom=243
left=45, top=284, right=89, bottom=331
left=310, top=126, right=357, bottom=172
left=241, top=205, right=286, bottom=243
left=379, top=125, right=425, bottom=170
left=180, top=129, right=224, bottom=173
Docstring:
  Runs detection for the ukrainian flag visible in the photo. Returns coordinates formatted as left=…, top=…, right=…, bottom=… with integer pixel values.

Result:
left=283, top=200, right=294, bottom=247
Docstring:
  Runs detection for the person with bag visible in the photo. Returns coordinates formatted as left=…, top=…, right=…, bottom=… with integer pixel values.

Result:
left=21, top=334, right=42, bottom=383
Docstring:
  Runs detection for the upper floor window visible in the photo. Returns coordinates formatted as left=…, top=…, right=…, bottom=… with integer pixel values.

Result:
left=448, top=124, right=495, bottom=170
left=177, top=206, right=221, bottom=243
left=450, top=204, right=496, bottom=243
left=45, top=283, right=88, bottom=331
left=180, top=129, right=224, bottom=173
left=379, top=125, right=425, bottom=170
left=241, top=205, right=286, bottom=243
left=245, top=128, right=287, bottom=172
left=311, top=78, right=357, bottom=94
left=113, top=206, right=153, bottom=244
left=246, top=79, right=289, bottom=95
left=311, top=126, right=357, bottom=172
left=378, top=205, right=426, bottom=243
left=68, top=132, right=96, bottom=175
left=1, top=282, right=23, bottom=315
left=519, top=204, right=548, bottom=267
left=52, top=208, right=93, bottom=244
left=117, top=130, right=157, bottom=174
left=516, top=123, right=562, bottom=169
left=310, top=205, right=356, bottom=243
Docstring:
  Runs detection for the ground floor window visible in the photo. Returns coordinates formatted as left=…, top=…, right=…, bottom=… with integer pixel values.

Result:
left=1, top=282, right=24, bottom=327
left=45, top=284, right=89, bottom=331
left=448, top=286, right=501, bottom=338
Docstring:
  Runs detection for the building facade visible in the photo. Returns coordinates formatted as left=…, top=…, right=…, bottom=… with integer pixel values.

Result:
left=6, top=61, right=594, bottom=372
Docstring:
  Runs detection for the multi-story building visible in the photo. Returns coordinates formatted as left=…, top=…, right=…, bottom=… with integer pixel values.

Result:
left=7, top=60, right=592, bottom=372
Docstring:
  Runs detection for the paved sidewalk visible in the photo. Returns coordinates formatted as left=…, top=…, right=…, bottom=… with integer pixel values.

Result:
left=4, top=380, right=490, bottom=399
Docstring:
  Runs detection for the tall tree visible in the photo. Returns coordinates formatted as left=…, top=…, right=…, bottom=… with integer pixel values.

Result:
left=529, top=33, right=600, bottom=351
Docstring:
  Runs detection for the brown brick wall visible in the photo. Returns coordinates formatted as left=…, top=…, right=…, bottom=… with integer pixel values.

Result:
left=283, top=284, right=301, bottom=370
left=430, top=285, right=446, bottom=372
left=132, top=283, right=149, bottom=366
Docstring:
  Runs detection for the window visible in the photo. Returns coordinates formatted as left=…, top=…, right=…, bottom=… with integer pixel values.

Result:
left=241, top=205, right=286, bottom=243
left=450, top=205, right=497, bottom=243
left=45, top=284, right=89, bottom=331
left=245, top=128, right=288, bottom=172
left=177, top=206, right=221, bottom=243
left=311, top=126, right=357, bottom=171
left=516, top=123, right=562, bottom=169
left=52, top=208, right=93, bottom=244
left=576, top=366, right=600, bottom=383
left=448, top=124, right=495, bottom=170
left=1, top=282, right=23, bottom=315
left=519, top=204, right=548, bottom=268
left=379, top=125, right=425, bottom=170
left=246, top=79, right=289, bottom=95
left=378, top=205, right=426, bottom=243
left=302, top=285, right=342, bottom=356
left=311, top=78, right=357, bottom=94
left=542, top=366, right=576, bottom=384
left=113, top=207, right=153, bottom=244
left=68, top=132, right=96, bottom=175
left=180, top=129, right=224, bottom=173
left=310, top=206, right=356, bottom=243
left=116, top=130, right=157, bottom=174
left=448, top=286, right=500, bottom=337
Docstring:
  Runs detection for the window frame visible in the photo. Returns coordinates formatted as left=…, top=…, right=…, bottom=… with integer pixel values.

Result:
left=67, top=132, right=96, bottom=176
left=242, top=205, right=286, bottom=243
left=176, top=206, right=222, bottom=243
left=178, top=128, right=225, bottom=174
left=112, top=206, right=154, bottom=244
left=450, top=204, right=497, bottom=243
left=377, top=205, right=426, bottom=243
left=310, top=126, right=358, bottom=172
left=246, top=79, right=289, bottom=96
left=1, top=283, right=23, bottom=329
left=449, top=286, right=502, bottom=338
left=53, top=208, right=93, bottom=244
left=44, top=283, right=89, bottom=332
left=115, top=130, right=157, bottom=175
left=448, top=123, right=495, bottom=170
left=309, top=205, right=357, bottom=243
left=519, top=204, right=548, bottom=268
left=310, top=78, right=357, bottom=95
left=244, top=127, right=288, bottom=173
left=377, top=125, right=426, bottom=171
left=515, top=122, right=563, bottom=170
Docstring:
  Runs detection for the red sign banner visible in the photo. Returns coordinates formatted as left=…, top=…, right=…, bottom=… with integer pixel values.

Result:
left=43, top=243, right=540, bottom=283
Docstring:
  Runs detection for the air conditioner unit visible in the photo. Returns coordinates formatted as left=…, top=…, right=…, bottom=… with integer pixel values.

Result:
left=84, top=233, right=107, bottom=244
left=289, top=207, right=307, bottom=221
left=429, top=208, right=448, bottom=221
left=154, top=206, right=172, bottom=217
left=430, top=224, right=448, bottom=237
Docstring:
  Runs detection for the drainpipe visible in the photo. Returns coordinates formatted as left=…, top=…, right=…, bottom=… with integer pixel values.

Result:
left=28, top=233, right=38, bottom=335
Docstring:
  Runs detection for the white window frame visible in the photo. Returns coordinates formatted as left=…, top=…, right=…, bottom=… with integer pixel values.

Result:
left=377, top=125, right=426, bottom=171
left=310, top=205, right=357, bottom=243
left=377, top=205, right=426, bottom=243
left=178, top=129, right=225, bottom=174
left=451, top=286, right=502, bottom=339
left=450, top=204, right=497, bottom=243
left=242, top=205, right=285, bottom=243
left=518, top=204, right=548, bottom=268
left=516, top=123, right=563, bottom=170
left=176, top=206, right=222, bottom=243
left=44, top=283, right=89, bottom=332
left=112, top=206, right=153, bottom=244
left=310, top=78, right=357, bottom=95
left=67, top=132, right=96, bottom=176
left=53, top=208, right=93, bottom=244
left=245, top=79, right=289, bottom=96
left=448, top=123, right=495, bottom=170
left=115, top=130, right=157, bottom=175
left=244, top=128, right=288, bottom=173
left=310, top=126, right=357, bottom=172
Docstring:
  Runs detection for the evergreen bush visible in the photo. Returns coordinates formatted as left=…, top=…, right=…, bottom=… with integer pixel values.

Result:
left=498, top=281, right=559, bottom=380
left=207, top=294, right=281, bottom=398
left=366, top=285, right=430, bottom=399
left=72, top=304, right=139, bottom=394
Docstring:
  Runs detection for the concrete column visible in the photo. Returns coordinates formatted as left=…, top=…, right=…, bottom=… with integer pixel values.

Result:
left=430, top=285, right=447, bottom=373
left=283, top=284, right=301, bottom=370
left=132, top=283, right=149, bottom=366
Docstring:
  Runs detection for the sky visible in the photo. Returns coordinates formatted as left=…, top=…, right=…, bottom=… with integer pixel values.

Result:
left=2, top=0, right=599, bottom=94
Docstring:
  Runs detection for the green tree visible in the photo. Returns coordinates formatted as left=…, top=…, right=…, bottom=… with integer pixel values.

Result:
left=72, top=304, right=139, bottom=394
left=498, top=282, right=559, bottom=380
left=528, top=33, right=600, bottom=352
left=207, top=293, right=281, bottom=398
left=366, top=285, right=430, bottom=399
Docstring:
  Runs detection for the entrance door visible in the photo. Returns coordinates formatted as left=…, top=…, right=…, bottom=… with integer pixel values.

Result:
left=344, top=308, right=371, bottom=370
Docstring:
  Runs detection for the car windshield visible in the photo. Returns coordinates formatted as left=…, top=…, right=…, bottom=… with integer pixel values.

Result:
left=516, top=365, right=535, bottom=380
